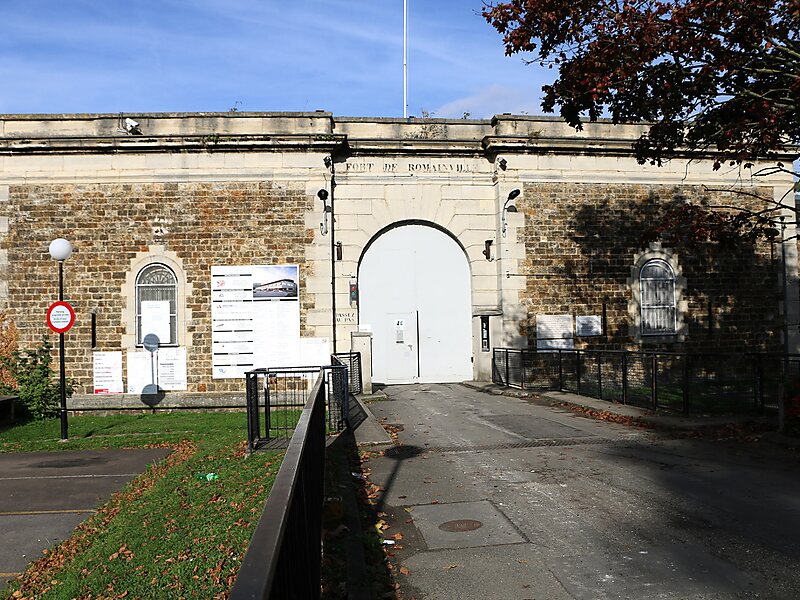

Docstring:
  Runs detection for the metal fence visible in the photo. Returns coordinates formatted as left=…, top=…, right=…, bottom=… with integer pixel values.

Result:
left=333, top=351, right=362, bottom=395
left=230, top=373, right=326, bottom=600
left=245, top=362, right=351, bottom=452
left=493, top=348, right=800, bottom=415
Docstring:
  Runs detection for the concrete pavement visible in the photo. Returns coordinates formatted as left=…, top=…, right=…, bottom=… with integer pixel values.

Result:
left=360, top=383, right=800, bottom=599
left=0, top=448, right=170, bottom=589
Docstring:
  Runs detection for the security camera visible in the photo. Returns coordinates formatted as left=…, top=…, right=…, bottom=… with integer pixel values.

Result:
left=124, top=118, right=141, bottom=135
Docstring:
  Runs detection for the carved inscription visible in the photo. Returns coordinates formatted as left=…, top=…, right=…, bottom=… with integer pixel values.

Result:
left=345, top=160, right=473, bottom=174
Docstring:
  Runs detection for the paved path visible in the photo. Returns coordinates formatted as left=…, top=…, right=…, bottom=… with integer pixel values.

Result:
left=363, top=383, right=800, bottom=600
left=0, top=448, right=170, bottom=588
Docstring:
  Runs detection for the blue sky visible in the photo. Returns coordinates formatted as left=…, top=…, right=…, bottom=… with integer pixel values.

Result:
left=0, top=0, right=548, bottom=118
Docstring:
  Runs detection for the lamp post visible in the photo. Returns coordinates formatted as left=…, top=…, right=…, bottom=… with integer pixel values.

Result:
left=49, top=238, right=72, bottom=441
left=501, top=188, right=520, bottom=237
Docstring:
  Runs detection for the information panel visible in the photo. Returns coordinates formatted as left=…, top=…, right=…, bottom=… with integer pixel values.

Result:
left=158, top=347, right=188, bottom=390
left=576, top=315, right=603, bottom=337
left=536, top=314, right=575, bottom=350
left=93, top=351, right=123, bottom=394
left=211, top=264, right=301, bottom=379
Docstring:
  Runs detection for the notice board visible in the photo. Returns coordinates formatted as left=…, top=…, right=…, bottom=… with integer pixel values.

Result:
left=211, top=264, right=301, bottom=379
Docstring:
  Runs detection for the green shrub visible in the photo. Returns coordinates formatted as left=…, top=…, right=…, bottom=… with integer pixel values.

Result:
left=0, top=338, right=72, bottom=420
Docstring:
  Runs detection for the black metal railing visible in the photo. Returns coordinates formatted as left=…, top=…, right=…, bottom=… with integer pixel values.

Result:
left=333, top=352, right=362, bottom=395
left=245, top=363, right=353, bottom=452
left=230, top=374, right=326, bottom=600
left=493, top=348, right=800, bottom=415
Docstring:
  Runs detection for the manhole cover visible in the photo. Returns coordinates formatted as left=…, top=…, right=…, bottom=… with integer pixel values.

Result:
left=438, top=519, right=484, bottom=532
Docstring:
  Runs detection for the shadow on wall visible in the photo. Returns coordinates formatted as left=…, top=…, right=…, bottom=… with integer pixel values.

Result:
left=518, top=184, right=783, bottom=352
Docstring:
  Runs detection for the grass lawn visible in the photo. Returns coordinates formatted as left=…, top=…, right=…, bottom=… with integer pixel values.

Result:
left=1, top=411, right=284, bottom=599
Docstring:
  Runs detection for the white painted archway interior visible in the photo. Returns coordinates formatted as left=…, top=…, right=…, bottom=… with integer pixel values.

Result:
left=359, top=224, right=472, bottom=384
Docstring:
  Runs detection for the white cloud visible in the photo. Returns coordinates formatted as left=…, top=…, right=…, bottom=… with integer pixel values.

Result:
left=435, top=85, right=544, bottom=119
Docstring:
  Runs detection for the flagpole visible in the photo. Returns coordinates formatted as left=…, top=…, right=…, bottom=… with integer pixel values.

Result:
left=403, top=0, right=408, bottom=118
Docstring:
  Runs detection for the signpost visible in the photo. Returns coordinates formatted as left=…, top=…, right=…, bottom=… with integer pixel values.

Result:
left=47, top=301, right=75, bottom=334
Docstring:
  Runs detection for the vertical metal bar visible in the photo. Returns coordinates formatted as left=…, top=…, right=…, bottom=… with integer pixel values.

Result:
left=651, top=353, right=658, bottom=410
left=576, top=350, right=582, bottom=396
left=520, top=349, right=526, bottom=390
left=597, top=352, right=602, bottom=400
left=505, top=349, right=510, bottom=387
left=757, top=354, right=765, bottom=412
left=622, top=352, right=628, bottom=405
left=683, top=354, right=691, bottom=415
left=265, top=374, right=272, bottom=441
left=558, top=349, right=563, bottom=392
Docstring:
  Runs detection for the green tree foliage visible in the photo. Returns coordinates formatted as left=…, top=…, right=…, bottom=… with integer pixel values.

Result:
left=483, top=0, right=799, bottom=169
left=0, top=338, right=72, bottom=420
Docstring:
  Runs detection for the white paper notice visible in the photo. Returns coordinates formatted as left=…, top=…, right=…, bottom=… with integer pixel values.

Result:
left=536, top=314, right=574, bottom=350
left=93, top=352, right=123, bottom=394
left=300, top=337, right=331, bottom=367
left=127, top=351, right=156, bottom=394
left=158, top=347, right=187, bottom=391
left=140, top=301, right=171, bottom=345
left=576, top=315, right=603, bottom=337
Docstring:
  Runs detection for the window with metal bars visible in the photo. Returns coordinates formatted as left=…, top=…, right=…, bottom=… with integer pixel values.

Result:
left=639, top=259, right=676, bottom=335
left=135, top=263, right=178, bottom=346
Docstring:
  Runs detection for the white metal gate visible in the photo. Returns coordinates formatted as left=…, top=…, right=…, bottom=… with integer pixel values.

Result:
left=359, top=224, right=472, bottom=384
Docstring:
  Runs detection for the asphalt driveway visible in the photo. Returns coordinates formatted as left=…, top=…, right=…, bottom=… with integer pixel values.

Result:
left=0, top=448, right=170, bottom=588
left=364, top=383, right=800, bottom=599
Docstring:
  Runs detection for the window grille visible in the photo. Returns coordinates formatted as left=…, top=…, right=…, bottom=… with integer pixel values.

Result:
left=640, top=259, right=676, bottom=335
left=135, top=263, right=178, bottom=345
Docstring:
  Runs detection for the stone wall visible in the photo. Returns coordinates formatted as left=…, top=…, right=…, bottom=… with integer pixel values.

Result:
left=5, top=180, right=314, bottom=394
left=517, top=182, right=784, bottom=352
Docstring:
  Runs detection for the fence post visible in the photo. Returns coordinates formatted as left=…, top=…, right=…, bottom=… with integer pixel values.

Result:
left=558, top=350, right=563, bottom=392
left=621, top=352, right=628, bottom=405
left=521, top=349, right=526, bottom=390
left=264, top=374, right=272, bottom=441
left=651, top=353, right=658, bottom=410
left=597, top=353, right=603, bottom=401
left=505, top=350, right=510, bottom=387
left=756, top=354, right=765, bottom=412
left=683, top=354, right=691, bottom=415
left=576, top=350, right=582, bottom=396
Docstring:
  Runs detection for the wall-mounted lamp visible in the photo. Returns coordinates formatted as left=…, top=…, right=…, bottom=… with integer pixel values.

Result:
left=498, top=158, right=507, bottom=171
left=323, top=155, right=332, bottom=170
left=501, top=188, right=520, bottom=238
left=482, top=239, right=494, bottom=261
left=317, top=189, right=330, bottom=235
left=335, top=241, right=343, bottom=261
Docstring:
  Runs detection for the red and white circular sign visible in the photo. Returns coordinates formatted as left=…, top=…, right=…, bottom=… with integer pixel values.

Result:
left=47, top=301, right=76, bottom=333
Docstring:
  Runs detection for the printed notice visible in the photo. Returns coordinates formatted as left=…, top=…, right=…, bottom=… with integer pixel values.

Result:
left=158, top=347, right=187, bottom=391
left=93, top=352, right=123, bottom=394
left=127, top=351, right=155, bottom=394
left=140, top=301, right=171, bottom=345
left=211, top=264, right=301, bottom=378
left=536, top=314, right=574, bottom=351
left=576, top=316, right=603, bottom=337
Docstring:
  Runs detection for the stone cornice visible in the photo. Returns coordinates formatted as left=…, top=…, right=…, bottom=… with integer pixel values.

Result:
left=0, top=133, right=348, bottom=155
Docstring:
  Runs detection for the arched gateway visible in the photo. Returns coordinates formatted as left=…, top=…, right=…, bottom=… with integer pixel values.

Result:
left=358, top=223, right=472, bottom=384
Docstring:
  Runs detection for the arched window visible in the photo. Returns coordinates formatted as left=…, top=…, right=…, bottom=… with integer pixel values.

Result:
left=639, top=259, right=676, bottom=335
left=135, top=263, right=178, bottom=346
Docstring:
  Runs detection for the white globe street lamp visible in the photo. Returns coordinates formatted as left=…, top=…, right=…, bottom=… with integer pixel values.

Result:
left=49, top=238, right=72, bottom=440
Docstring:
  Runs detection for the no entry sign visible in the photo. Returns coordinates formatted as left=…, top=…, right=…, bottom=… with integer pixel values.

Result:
left=47, top=301, right=76, bottom=334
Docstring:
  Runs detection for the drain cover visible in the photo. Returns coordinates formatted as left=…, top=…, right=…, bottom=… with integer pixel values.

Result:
left=438, top=519, right=484, bottom=532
